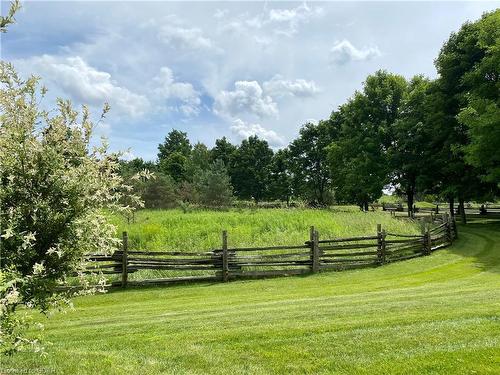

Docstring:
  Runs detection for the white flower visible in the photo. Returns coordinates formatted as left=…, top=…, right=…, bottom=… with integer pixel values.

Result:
left=1, top=227, right=14, bottom=239
left=32, top=262, right=45, bottom=276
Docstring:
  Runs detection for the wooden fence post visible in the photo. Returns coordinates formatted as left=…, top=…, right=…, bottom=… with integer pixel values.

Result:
left=222, top=230, right=229, bottom=282
left=425, top=227, right=432, bottom=255
left=313, top=230, right=320, bottom=273
left=377, top=224, right=386, bottom=265
left=121, top=231, right=128, bottom=288
left=310, top=226, right=320, bottom=273
left=309, top=226, right=314, bottom=272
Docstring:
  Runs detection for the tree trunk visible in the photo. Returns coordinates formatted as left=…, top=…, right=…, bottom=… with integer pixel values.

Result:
left=407, top=189, right=414, bottom=218
left=449, top=197, right=455, bottom=217
left=459, top=197, right=467, bottom=224
left=364, top=201, right=369, bottom=212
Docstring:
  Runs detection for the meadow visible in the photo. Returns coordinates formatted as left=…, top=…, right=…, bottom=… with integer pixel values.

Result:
left=2, top=219, right=499, bottom=374
left=109, top=207, right=421, bottom=251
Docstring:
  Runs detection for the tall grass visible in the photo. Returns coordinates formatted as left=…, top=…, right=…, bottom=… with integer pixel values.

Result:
left=108, top=207, right=420, bottom=252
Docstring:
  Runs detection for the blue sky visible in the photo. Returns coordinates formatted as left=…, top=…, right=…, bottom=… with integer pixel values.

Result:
left=2, top=1, right=499, bottom=160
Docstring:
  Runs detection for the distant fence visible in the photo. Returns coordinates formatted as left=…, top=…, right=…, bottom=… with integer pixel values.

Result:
left=79, top=214, right=457, bottom=288
left=383, top=202, right=500, bottom=217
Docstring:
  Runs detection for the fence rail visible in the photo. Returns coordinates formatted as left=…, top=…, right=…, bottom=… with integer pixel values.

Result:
left=79, top=213, right=458, bottom=288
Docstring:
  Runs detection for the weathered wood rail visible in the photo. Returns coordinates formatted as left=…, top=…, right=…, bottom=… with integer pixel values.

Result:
left=81, top=213, right=458, bottom=288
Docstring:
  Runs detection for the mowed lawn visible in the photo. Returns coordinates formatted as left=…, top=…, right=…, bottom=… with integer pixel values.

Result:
left=3, top=220, right=500, bottom=374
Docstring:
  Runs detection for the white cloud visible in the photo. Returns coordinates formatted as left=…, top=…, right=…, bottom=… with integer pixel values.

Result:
left=268, top=3, right=323, bottom=36
left=329, top=40, right=381, bottom=65
left=214, top=9, right=228, bottom=19
left=230, top=119, right=285, bottom=147
left=214, top=81, right=278, bottom=119
left=158, top=24, right=215, bottom=51
left=154, top=67, right=201, bottom=116
left=217, top=3, right=323, bottom=39
left=16, top=55, right=149, bottom=117
left=263, top=75, right=320, bottom=98
left=269, top=3, right=323, bottom=23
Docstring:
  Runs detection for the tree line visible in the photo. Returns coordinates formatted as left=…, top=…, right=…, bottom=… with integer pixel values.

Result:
left=121, top=10, right=499, bottom=220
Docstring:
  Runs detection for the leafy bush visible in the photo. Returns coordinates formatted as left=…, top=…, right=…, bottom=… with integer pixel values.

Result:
left=142, top=174, right=178, bottom=209
left=194, top=160, right=233, bottom=208
left=0, top=61, right=136, bottom=354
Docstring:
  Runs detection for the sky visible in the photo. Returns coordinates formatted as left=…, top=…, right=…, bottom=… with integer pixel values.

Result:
left=1, top=1, right=499, bottom=160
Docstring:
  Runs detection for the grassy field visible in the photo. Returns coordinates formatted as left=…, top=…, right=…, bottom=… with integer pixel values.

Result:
left=2, top=219, right=499, bottom=374
left=109, top=208, right=421, bottom=251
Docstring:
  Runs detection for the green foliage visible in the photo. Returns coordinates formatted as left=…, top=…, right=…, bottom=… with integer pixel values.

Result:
left=289, top=121, right=335, bottom=205
left=141, top=174, right=178, bottom=209
left=0, top=0, right=21, bottom=33
left=119, top=158, right=157, bottom=178
left=157, top=129, right=191, bottom=161
left=210, top=136, right=236, bottom=167
left=432, top=10, right=499, bottom=204
left=231, top=136, right=273, bottom=202
left=194, top=160, right=233, bottom=207
left=185, top=142, right=211, bottom=180
left=268, top=149, right=293, bottom=204
left=456, top=10, right=500, bottom=186
left=389, top=75, right=434, bottom=214
left=0, top=63, right=134, bottom=353
left=328, top=71, right=407, bottom=209
left=159, top=152, right=188, bottom=182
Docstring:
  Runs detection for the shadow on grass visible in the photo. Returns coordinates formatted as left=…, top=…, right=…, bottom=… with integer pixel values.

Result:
left=448, top=218, right=500, bottom=274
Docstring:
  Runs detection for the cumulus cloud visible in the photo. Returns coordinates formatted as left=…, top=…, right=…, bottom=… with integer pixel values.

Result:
left=16, top=55, right=149, bottom=117
left=213, top=9, right=228, bottom=19
left=158, top=24, right=216, bottom=51
left=268, top=3, right=323, bottom=36
left=154, top=67, right=201, bottom=116
left=214, top=81, right=278, bottom=119
left=263, top=75, right=320, bottom=98
left=269, top=3, right=323, bottom=25
left=217, top=3, right=323, bottom=39
left=230, top=119, right=285, bottom=147
left=329, top=40, right=381, bottom=65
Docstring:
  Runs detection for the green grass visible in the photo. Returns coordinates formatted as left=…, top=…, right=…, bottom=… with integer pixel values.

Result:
left=109, top=208, right=420, bottom=251
left=106, top=208, right=421, bottom=282
left=3, top=220, right=500, bottom=374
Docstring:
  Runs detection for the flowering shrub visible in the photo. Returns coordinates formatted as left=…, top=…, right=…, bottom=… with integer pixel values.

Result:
left=0, top=61, right=140, bottom=354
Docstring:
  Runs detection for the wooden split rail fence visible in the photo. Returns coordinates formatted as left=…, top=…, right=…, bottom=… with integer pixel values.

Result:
left=81, top=214, right=458, bottom=288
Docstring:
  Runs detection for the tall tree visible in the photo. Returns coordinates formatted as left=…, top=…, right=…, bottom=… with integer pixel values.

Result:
left=433, top=11, right=499, bottom=221
left=457, top=10, right=500, bottom=186
left=157, top=129, right=192, bottom=161
left=194, top=160, right=234, bottom=207
left=389, top=76, right=434, bottom=216
left=157, top=130, right=192, bottom=182
left=159, top=152, right=188, bottom=182
left=328, top=71, right=407, bottom=210
left=211, top=136, right=237, bottom=167
left=232, top=136, right=273, bottom=202
left=268, top=148, right=293, bottom=204
left=185, top=142, right=211, bottom=179
left=288, top=121, right=336, bottom=205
